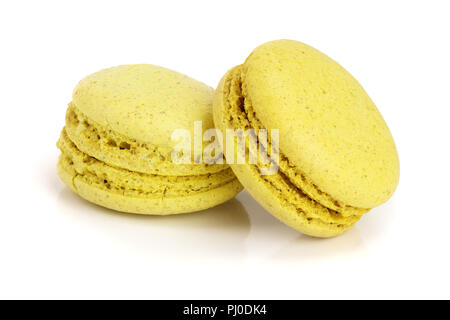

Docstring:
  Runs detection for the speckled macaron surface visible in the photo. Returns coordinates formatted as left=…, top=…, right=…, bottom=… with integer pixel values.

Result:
left=57, top=64, right=242, bottom=215
left=213, top=40, right=399, bottom=237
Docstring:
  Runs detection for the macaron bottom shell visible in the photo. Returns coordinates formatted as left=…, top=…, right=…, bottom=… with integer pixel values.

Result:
left=229, top=162, right=358, bottom=238
left=57, top=130, right=243, bottom=215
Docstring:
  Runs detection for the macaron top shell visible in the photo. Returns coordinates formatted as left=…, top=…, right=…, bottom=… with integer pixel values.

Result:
left=72, top=64, right=214, bottom=148
left=242, top=40, right=399, bottom=208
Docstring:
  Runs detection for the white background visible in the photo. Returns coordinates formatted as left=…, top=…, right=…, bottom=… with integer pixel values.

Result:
left=1, top=0, right=449, bottom=299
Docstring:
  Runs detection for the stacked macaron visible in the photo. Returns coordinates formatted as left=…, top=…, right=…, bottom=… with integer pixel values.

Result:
left=213, top=40, right=399, bottom=237
left=57, top=64, right=243, bottom=215
left=57, top=40, right=399, bottom=237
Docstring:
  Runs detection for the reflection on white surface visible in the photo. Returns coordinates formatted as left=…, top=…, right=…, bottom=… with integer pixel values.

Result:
left=236, top=191, right=370, bottom=262
left=270, top=229, right=364, bottom=261
left=57, top=188, right=251, bottom=260
left=22, top=155, right=404, bottom=299
left=55, top=181, right=398, bottom=263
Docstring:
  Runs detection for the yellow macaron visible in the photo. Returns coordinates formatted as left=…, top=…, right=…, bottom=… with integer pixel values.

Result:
left=213, top=40, right=400, bottom=237
left=57, top=64, right=243, bottom=215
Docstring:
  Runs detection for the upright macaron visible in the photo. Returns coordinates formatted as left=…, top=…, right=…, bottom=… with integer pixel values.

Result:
left=57, top=64, right=242, bottom=214
left=213, top=40, right=399, bottom=237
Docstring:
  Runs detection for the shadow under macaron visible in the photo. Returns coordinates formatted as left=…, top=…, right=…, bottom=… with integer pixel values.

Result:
left=268, top=198, right=398, bottom=261
left=56, top=186, right=250, bottom=260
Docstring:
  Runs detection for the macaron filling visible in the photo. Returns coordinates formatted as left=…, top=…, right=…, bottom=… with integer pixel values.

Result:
left=58, top=129, right=237, bottom=198
left=65, top=103, right=225, bottom=176
left=221, top=66, right=367, bottom=228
